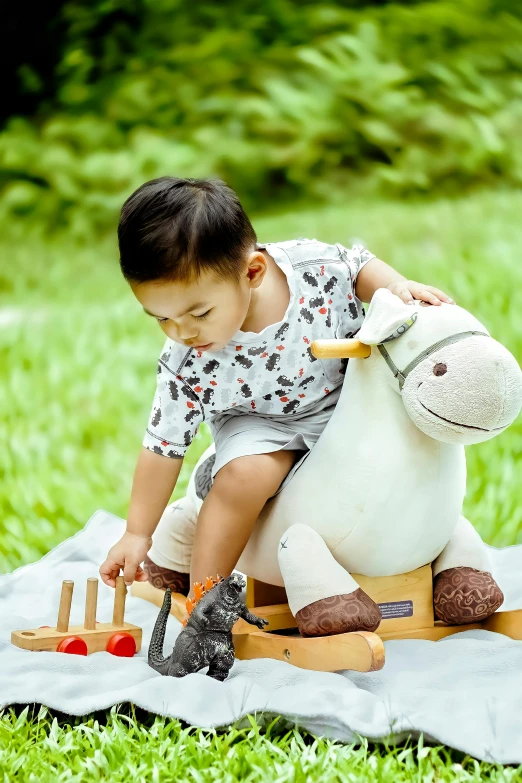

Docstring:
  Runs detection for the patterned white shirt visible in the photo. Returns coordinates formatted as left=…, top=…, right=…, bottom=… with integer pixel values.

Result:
left=143, top=238, right=375, bottom=458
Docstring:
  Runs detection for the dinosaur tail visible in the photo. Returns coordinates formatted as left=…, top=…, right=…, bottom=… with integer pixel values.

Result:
left=148, top=588, right=172, bottom=676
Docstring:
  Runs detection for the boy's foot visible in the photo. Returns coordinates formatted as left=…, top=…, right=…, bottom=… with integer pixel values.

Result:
left=143, top=555, right=190, bottom=597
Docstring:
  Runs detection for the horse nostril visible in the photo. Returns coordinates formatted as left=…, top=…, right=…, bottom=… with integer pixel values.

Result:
left=433, top=363, right=447, bottom=376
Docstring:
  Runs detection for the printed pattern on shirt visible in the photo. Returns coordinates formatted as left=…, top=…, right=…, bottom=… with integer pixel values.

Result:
left=143, top=239, right=375, bottom=458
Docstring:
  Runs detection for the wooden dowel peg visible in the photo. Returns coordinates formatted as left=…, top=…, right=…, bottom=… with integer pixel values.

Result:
left=84, top=578, right=98, bottom=630
left=112, top=576, right=127, bottom=626
left=56, top=580, right=74, bottom=632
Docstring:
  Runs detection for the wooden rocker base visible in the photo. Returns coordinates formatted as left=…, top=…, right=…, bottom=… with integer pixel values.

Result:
left=131, top=566, right=522, bottom=673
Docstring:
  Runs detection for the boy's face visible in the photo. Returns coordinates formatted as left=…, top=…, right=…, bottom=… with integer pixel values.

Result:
left=131, top=251, right=266, bottom=353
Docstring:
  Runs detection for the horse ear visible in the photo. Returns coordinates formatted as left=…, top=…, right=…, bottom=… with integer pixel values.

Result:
left=357, top=288, right=418, bottom=346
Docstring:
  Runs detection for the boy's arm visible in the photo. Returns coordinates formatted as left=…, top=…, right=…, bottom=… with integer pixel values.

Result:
left=99, top=447, right=183, bottom=587
left=355, top=256, right=454, bottom=306
left=126, top=446, right=184, bottom=538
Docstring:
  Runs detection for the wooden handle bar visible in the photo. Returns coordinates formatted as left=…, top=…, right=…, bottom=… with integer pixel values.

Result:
left=311, top=339, right=371, bottom=359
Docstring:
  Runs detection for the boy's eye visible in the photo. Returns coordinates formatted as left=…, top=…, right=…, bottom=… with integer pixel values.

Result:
left=155, top=309, right=211, bottom=325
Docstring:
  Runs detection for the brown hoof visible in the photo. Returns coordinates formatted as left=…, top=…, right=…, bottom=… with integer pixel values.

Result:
left=433, top=566, right=504, bottom=625
left=143, top=555, right=190, bottom=596
left=295, top=588, right=382, bottom=637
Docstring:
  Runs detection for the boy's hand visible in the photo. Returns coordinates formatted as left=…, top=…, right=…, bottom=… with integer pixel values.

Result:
left=99, top=531, right=152, bottom=588
left=386, top=280, right=454, bottom=306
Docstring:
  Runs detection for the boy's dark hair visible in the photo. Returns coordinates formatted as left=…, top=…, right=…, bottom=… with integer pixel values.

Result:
left=118, top=177, right=257, bottom=285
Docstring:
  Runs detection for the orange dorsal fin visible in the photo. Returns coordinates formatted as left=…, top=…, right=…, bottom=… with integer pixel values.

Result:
left=193, top=581, right=204, bottom=601
left=204, top=576, right=216, bottom=592
left=185, top=596, right=197, bottom=617
left=183, top=575, right=223, bottom=619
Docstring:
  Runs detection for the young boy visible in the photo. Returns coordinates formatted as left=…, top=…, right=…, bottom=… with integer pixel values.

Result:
left=99, top=177, right=453, bottom=596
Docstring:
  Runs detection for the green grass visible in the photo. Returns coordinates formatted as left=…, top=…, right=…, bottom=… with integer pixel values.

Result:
left=1, top=188, right=521, bottom=778
left=1, top=706, right=520, bottom=782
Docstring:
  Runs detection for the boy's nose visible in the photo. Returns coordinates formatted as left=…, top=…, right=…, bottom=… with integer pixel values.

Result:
left=167, top=323, right=198, bottom=341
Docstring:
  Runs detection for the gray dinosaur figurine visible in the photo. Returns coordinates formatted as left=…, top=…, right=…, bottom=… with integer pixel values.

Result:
left=148, top=573, right=269, bottom=680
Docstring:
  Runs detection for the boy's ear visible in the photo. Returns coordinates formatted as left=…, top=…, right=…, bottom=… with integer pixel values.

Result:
left=357, top=288, right=418, bottom=345
left=246, top=250, right=268, bottom=288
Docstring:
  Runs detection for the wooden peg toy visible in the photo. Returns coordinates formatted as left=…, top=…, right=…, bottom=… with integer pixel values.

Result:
left=11, top=575, right=142, bottom=657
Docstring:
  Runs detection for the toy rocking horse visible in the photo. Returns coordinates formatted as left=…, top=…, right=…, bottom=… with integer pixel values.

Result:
left=133, top=288, right=522, bottom=672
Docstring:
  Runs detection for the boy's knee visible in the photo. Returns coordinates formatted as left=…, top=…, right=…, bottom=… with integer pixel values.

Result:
left=214, top=452, right=295, bottom=496
left=215, top=457, right=261, bottom=488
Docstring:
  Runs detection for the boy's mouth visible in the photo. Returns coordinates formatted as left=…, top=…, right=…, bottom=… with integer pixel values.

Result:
left=190, top=342, right=213, bottom=351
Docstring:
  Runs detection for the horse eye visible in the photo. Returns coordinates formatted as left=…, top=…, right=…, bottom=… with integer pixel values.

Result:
left=433, top=362, right=447, bottom=376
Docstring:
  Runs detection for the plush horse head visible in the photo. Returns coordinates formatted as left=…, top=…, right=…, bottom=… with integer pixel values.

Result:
left=333, top=288, right=522, bottom=445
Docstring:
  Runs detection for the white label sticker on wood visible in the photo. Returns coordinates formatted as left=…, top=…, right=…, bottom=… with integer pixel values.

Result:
left=378, top=600, right=414, bottom=619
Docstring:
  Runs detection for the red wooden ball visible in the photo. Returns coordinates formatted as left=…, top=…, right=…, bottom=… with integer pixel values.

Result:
left=106, top=632, right=136, bottom=657
left=56, top=636, right=88, bottom=655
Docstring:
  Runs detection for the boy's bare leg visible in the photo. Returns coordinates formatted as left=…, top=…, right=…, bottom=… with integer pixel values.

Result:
left=189, top=451, right=298, bottom=596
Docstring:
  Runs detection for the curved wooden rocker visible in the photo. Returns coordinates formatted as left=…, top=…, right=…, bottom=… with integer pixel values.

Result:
left=132, top=568, right=522, bottom=673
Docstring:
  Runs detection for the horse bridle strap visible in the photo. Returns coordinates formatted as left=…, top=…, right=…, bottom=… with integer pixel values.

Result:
left=377, top=330, right=489, bottom=391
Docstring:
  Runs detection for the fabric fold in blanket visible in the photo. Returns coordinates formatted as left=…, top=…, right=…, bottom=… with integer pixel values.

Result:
left=2, top=509, right=522, bottom=764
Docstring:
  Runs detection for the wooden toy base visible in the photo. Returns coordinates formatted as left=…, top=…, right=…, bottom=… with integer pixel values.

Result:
left=11, top=576, right=143, bottom=657
left=11, top=622, right=142, bottom=655
left=131, top=566, right=522, bottom=673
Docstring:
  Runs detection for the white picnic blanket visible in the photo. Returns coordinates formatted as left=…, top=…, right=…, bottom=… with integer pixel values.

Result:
left=2, top=509, right=522, bottom=764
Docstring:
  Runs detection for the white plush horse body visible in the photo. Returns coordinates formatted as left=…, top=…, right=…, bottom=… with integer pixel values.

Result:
left=149, top=289, right=522, bottom=625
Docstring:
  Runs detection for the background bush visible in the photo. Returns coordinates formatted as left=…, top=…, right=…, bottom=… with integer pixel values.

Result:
left=2, top=0, right=522, bottom=236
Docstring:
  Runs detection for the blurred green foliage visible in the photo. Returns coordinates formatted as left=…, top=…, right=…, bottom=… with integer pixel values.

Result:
left=1, top=189, right=521, bottom=571
left=2, top=0, right=522, bottom=236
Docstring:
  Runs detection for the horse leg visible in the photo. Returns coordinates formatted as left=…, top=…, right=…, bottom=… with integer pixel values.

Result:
left=432, top=514, right=504, bottom=624
left=144, top=494, right=198, bottom=595
left=277, top=523, right=382, bottom=637
left=143, top=449, right=214, bottom=594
